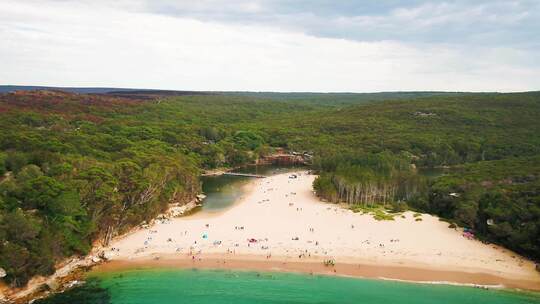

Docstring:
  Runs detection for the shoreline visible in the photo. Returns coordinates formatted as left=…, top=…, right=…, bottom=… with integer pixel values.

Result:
left=98, top=170, right=540, bottom=292
left=93, top=254, right=540, bottom=292
left=4, top=169, right=540, bottom=302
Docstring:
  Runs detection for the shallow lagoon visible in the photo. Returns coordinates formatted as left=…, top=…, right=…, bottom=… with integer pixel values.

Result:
left=199, top=166, right=302, bottom=213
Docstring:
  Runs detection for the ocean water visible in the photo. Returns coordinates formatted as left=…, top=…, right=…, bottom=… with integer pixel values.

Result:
left=37, top=269, right=540, bottom=304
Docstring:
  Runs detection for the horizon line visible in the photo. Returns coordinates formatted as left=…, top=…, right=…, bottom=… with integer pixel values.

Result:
left=2, top=84, right=540, bottom=95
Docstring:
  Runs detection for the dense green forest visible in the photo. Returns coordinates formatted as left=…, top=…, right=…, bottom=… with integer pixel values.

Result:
left=412, top=156, right=540, bottom=259
left=0, top=90, right=539, bottom=287
left=312, top=152, right=425, bottom=206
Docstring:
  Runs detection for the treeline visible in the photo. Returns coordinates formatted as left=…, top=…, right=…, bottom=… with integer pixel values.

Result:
left=312, top=152, right=426, bottom=207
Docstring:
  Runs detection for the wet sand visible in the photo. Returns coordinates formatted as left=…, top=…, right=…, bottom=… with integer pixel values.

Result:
left=95, top=254, right=540, bottom=291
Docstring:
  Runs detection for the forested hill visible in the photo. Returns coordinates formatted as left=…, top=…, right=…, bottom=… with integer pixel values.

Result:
left=0, top=89, right=539, bottom=287
left=272, top=91, right=540, bottom=161
left=0, top=85, right=499, bottom=106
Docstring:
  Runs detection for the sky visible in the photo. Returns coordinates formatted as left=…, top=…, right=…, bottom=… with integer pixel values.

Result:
left=1, top=0, right=539, bottom=92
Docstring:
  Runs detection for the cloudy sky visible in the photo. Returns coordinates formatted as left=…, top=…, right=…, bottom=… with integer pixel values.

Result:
left=1, top=0, right=539, bottom=92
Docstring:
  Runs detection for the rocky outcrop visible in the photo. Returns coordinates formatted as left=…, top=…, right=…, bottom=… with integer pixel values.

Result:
left=166, top=194, right=205, bottom=218
left=257, top=152, right=310, bottom=166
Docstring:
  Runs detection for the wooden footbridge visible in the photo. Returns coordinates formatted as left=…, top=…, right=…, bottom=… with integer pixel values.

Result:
left=223, top=172, right=266, bottom=178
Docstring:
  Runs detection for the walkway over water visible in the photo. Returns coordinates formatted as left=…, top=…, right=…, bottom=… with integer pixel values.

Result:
left=223, top=172, right=266, bottom=178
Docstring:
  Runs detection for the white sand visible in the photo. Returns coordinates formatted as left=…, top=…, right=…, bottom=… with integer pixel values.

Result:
left=108, top=171, right=540, bottom=283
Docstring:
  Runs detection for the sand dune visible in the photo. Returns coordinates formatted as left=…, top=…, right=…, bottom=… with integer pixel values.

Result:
left=104, top=171, right=540, bottom=290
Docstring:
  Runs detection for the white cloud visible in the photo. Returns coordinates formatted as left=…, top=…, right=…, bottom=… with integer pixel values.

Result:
left=0, top=0, right=538, bottom=92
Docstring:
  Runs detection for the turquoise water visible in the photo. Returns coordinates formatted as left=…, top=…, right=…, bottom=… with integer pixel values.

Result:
left=38, top=269, right=540, bottom=304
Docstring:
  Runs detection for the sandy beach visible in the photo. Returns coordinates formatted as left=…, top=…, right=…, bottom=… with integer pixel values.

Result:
left=102, top=171, right=540, bottom=290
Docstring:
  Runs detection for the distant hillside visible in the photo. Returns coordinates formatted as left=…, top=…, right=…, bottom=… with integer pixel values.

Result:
left=3, top=85, right=539, bottom=107
left=223, top=91, right=476, bottom=99
left=0, top=85, right=135, bottom=94
left=0, top=85, right=508, bottom=105
left=221, top=91, right=490, bottom=106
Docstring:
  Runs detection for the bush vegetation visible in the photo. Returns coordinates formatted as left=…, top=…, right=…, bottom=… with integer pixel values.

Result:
left=0, top=90, right=539, bottom=286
